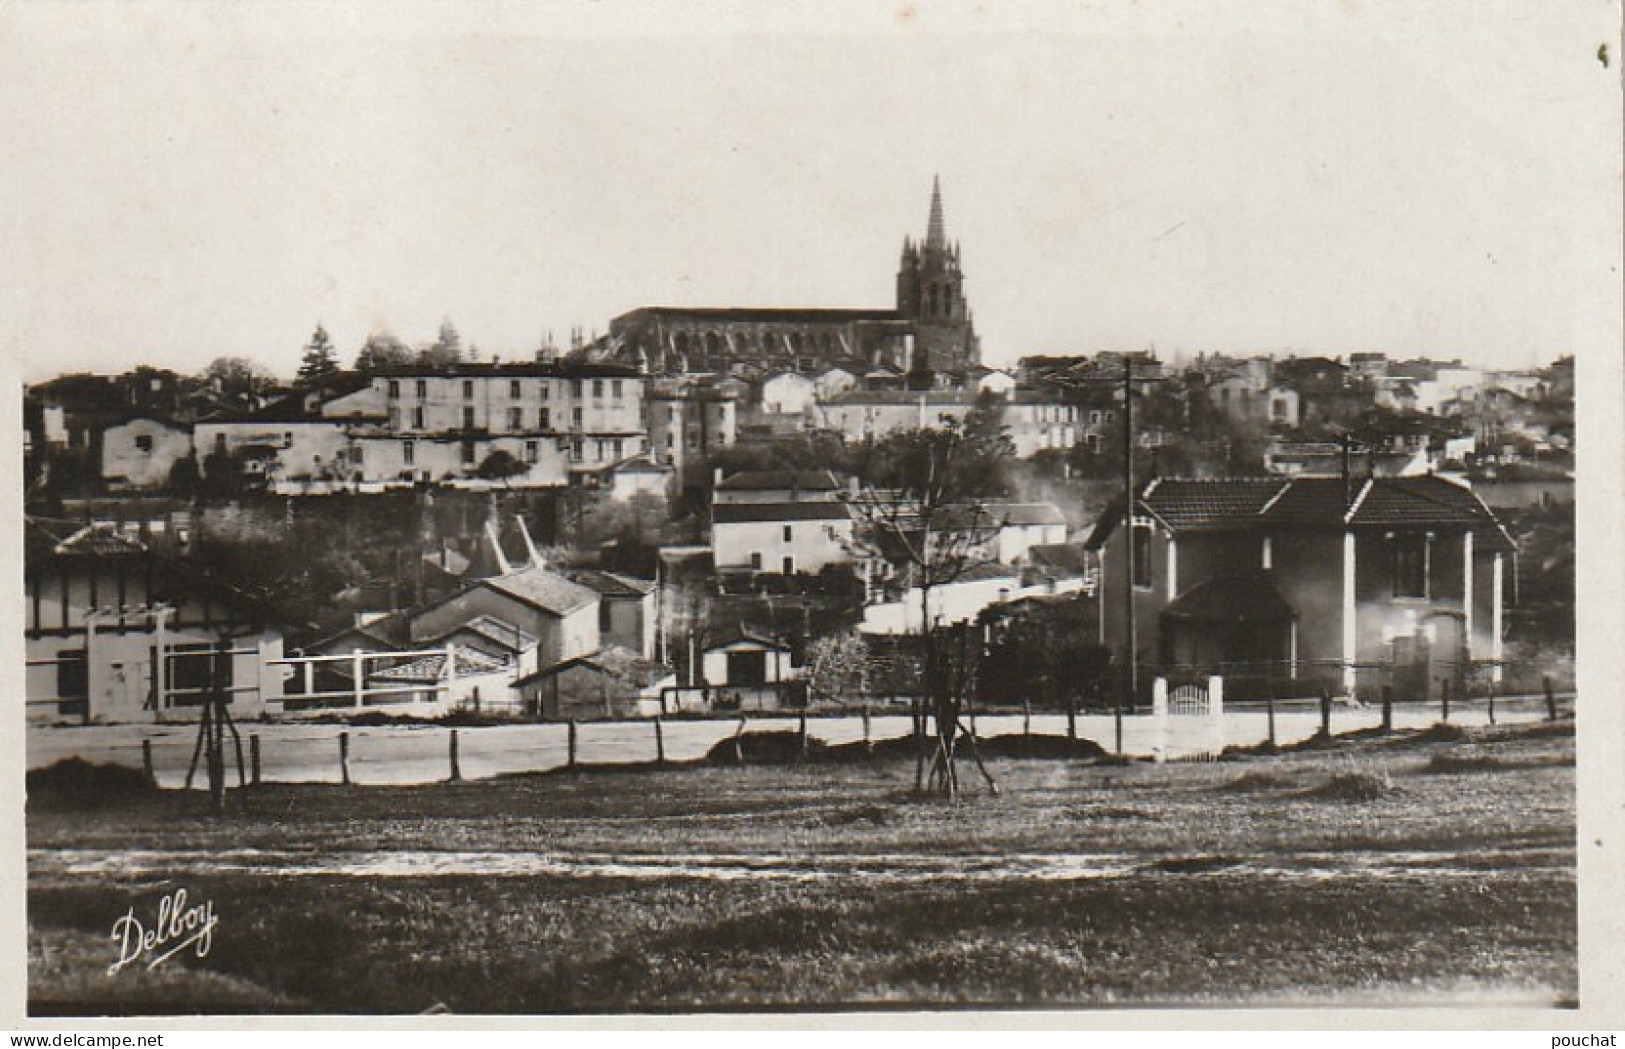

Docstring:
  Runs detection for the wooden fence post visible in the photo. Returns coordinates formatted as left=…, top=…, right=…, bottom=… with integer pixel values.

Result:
left=1545, top=676, right=1557, bottom=721
left=142, top=739, right=155, bottom=783
left=862, top=704, right=873, bottom=753
left=1441, top=679, right=1451, bottom=723
left=448, top=729, right=462, bottom=782
left=1266, top=690, right=1277, bottom=748
left=567, top=719, right=578, bottom=769
left=1487, top=687, right=1496, bottom=726
left=1381, top=685, right=1393, bottom=734
left=798, top=712, right=808, bottom=759
left=1067, top=694, right=1077, bottom=741
left=1318, top=687, right=1331, bottom=738
left=250, top=734, right=261, bottom=787
left=1022, top=698, right=1032, bottom=742
left=654, top=717, right=666, bottom=766
left=733, top=714, right=747, bottom=763
left=339, top=731, right=351, bottom=785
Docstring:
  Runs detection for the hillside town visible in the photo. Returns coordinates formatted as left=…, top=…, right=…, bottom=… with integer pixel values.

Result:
left=23, top=183, right=1575, bottom=727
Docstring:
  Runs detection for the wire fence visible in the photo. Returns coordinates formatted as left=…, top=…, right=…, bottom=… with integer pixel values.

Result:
left=26, top=687, right=1572, bottom=791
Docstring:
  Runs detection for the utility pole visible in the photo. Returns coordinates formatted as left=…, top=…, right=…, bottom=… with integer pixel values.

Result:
left=1122, top=355, right=1138, bottom=714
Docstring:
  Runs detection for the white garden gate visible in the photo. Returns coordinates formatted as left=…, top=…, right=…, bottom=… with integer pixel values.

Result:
left=1153, top=675, right=1225, bottom=762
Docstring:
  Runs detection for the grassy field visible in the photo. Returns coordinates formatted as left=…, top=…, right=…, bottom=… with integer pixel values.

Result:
left=27, top=720, right=1576, bottom=1015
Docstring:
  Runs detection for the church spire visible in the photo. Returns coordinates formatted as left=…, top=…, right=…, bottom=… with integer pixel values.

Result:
left=925, top=175, right=946, bottom=250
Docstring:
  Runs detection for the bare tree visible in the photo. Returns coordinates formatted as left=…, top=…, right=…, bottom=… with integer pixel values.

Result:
left=847, top=413, right=1014, bottom=796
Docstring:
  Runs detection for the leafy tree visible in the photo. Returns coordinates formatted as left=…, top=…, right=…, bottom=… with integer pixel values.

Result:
left=187, top=520, right=368, bottom=632
left=805, top=629, right=873, bottom=707
left=978, top=597, right=1110, bottom=711
left=417, top=318, right=464, bottom=366
left=354, top=332, right=413, bottom=374
left=200, top=356, right=278, bottom=406
left=474, top=449, right=529, bottom=481
left=166, top=453, right=201, bottom=496
left=295, top=325, right=340, bottom=387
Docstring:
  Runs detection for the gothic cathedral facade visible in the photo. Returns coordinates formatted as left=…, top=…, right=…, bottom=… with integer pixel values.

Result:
left=599, top=178, right=981, bottom=385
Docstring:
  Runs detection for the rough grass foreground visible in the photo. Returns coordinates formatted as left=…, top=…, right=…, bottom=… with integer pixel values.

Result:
left=27, top=721, right=1576, bottom=1015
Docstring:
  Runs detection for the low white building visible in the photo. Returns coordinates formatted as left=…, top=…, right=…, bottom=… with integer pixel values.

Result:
left=986, top=503, right=1069, bottom=563
left=817, top=391, right=1080, bottom=458
left=759, top=370, right=819, bottom=416
left=100, top=416, right=193, bottom=490
left=712, top=470, right=856, bottom=576
left=25, top=520, right=285, bottom=723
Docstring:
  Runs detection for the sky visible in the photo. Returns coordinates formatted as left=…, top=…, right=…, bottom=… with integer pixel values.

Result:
left=2, top=0, right=1620, bottom=383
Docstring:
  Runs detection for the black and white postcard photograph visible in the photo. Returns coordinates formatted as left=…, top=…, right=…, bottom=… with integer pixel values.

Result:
left=5, top=0, right=1622, bottom=1030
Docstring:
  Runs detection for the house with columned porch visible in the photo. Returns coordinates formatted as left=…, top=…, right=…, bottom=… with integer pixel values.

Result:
left=1085, top=475, right=1514, bottom=701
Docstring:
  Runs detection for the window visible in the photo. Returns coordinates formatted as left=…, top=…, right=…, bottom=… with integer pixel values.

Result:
left=569, top=439, right=583, bottom=463
left=387, top=380, right=400, bottom=399
left=351, top=445, right=364, bottom=466
left=508, top=407, right=523, bottom=430
left=415, top=379, right=427, bottom=399
left=593, top=379, right=604, bottom=399
left=402, top=441, right=415, bottom=466
left=749, top=552, right=763, bottom=571
left=524, top=440, right=538, bottom=464
left=509, top=379, right=522, bottom=399
left=55, top=649, right=87, bottom=701
left=412, top=406, right=425, bottom=429
left=1130, top=520, right=1154, bottom=589
left=571, top=406, right=583, bottom=428
left=666, top=433, right=675, bottom=448
left=595, top=439, right=606, bottom=461
left=1391, top=534, right=1429, bottom=598
left=134, top=434, right=153, bottom=453
left=462, top=406, right=476, bottom=429
left=388, top=408, right=400, bottom=430
left=539, top=384, right=549, bottom=401
left=599, top=602, right=613, bottom=633
left=718, top=406, right=727, bottom=421
left=462, top=380, right=474, bottom=400
left=782, top=556, right=795, bottom=575
left=461, top=440, right=477, bottom=465
left=167, top=643, right=229, bottom=707
left=782, top=525, right=793, bottom=543
left=611, top=379, right=623, bottom=399
left=538, top=407, right=550, bottom=430
left=214, top=433, right=227, bottom=455
left=571, top=379, right=583, bottom=399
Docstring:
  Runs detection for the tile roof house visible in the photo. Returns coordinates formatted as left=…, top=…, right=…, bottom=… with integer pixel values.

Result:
left=407, top=564, right=601, bottom=670
left=514, top=645, right=677, bottom=720
left=1086, top=474, right=1514, bottom=700
left=711, top=469, right=857, bottom=577
left=24, top=518, right=285, bottom=723
left=562, top=569, right=658, bottom=659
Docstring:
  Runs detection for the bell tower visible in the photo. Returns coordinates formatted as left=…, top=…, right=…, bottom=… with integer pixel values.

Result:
left=896, top=176, right=979, bottom=381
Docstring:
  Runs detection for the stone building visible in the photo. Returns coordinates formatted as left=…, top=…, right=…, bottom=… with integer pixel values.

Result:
left=595, top=178, right=981, bottom=385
